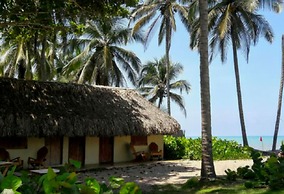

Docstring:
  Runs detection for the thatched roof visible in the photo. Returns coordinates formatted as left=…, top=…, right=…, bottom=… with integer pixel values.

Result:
left=0, top=77, right=180, bottom=137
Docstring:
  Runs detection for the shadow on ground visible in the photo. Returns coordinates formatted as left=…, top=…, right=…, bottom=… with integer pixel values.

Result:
left=78, top=160, right=201, bottom=192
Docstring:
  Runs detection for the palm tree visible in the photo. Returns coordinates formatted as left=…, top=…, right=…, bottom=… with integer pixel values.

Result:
left=191, top=0, right=274, bottom=147
left=198, top=0, right=216, bottom=180
left=63, top=18, right=142, bottom=87
left=260, top=0, right=284, bottom=151
left=138, top=56, right=190, bottom=116
left=259, top=0, right=283, bottom=12
left=273, top=35, right=284, bottom=151
left=0, top=30, right=62, bottom=81
left=0, top=38, right=28, bottom=79
left=129, top=0, right=189, bottom=115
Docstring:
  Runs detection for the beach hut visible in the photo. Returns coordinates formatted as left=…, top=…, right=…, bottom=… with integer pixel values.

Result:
left=0, top=77, right=180, bottom=167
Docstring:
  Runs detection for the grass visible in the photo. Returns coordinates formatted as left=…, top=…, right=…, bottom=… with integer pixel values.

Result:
left=145, top=178, right=284, bottom=194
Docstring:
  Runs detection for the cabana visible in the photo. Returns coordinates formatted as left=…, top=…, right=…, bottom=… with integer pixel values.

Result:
left=0, top=77, right=180, bottom=167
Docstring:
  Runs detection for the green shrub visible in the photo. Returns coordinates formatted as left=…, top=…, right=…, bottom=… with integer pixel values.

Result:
left=237, top=166, right=255, bottom=179
left=182, top=177, right=200, bottom=189
left=280, top=141, right=284, bottom=154
left=244, top=181, right=254, bottom=189
left=164, top=136, right=250, bottom=160
left=225, top=169, right=237, bottom=181
left=0, top=167, right=142, bottom=194
left=212, top=137, right=251, bottom=160
left=186, top=138, right=202, bottom=160
left=264, top=156, right=284, bottom=190
left=227, top=148, right=284, bottom=191
left=164, top=136, right=188, bottom=159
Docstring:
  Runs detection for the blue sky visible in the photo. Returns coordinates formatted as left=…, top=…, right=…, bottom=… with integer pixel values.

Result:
left=127, top=10, right=284, bottom=137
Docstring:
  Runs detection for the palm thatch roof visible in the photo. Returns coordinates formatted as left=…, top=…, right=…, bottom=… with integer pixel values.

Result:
left=0, top=77, right=180, bottom=137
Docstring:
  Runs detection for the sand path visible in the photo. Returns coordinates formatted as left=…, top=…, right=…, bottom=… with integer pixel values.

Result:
left=78, top=159, right=253, bottom=192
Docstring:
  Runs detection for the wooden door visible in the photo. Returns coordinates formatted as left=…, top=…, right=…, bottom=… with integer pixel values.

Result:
left=45, top=137, right=63, bottom=166
left=68, top=137, right=85, bottom=165
left=99, top=137, right=113, bottom=164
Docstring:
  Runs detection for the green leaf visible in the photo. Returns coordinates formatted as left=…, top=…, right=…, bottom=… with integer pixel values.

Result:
left=69, top=159, right=81, bottom=169
left=109, top=176, right=124, bottom=189
left=59, top=181, right=73, bottom=189
left=0, top=175, right=22, bottom=191
left=85, top=178, right=100, bottom=193
left=79, top=185, right=97, bottom=194
left=47, top=167, right=57, bottom=180
left=119, top=182, right=142, bottom=194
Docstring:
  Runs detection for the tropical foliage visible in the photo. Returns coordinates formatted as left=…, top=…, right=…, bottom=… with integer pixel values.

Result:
left=138, top=56, right=190, bottom=116
left=0, top=30, right=59, bottom=81
left=0, top=0, right=283, bottom=184
left=0, top=1, right=139, bottom=82
left=164, top=136, right=251, bottom=160
left=0, top=162, right=141, bottom=194
left=190, top=0, right=274, bottom=147
left=129, top=0, right=189, bottom=115
left=62, top=18, right=142, bottom=86
left=225, top=149, right=284, bottom=190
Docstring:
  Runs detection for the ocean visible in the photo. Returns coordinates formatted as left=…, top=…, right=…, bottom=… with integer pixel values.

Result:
left=189, top=136, right=284, bottom=151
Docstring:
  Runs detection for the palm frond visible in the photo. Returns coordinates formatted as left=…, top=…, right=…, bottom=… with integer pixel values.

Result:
left=170, top=80, right=191, bottom=94
left=132, top=10, right=158, bottom=35
left=77, top=53, right=99, bottom=84
left=169, top=92, right=187, bottom=117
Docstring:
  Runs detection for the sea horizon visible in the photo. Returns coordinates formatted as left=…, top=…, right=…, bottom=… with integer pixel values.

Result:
left=186, top=135, right=284, bottom=151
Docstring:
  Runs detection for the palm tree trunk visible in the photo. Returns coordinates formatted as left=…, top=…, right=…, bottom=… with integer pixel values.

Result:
left=40, top=36, right=47, bottom=81
left=199, top=0, right=216, bottom=180
left=231, top=29, right=249, bottom=147
left=25, top=42, right=33, bottom=80
left=166, top=18, right=171, bottom=116
left=272, top=35, right=284, bottom=151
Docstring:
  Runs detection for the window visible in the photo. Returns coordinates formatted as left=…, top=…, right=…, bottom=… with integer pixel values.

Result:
left=0, top=137, right=27, bottom=149
left=131, top=136, right=147, bottom=145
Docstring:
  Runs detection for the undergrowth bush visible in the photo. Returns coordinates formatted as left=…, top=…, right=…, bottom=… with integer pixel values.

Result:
left=164, top=136, right=251, bottom=160
left=225, top=149, right=284, bottom=190
left=0, top=160, right=142, bottom=194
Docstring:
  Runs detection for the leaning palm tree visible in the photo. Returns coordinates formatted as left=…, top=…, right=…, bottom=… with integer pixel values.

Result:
left=257, top=0, right=284, bottom=151
left=63, top=18, right=142, bottom=87
left=129, top=0, right=189, bottom=115
left=191, top=0, right=274, bottom=147
left=138, top=56, right=190, bottom=116
left=273, top=35, right=284, bottom=151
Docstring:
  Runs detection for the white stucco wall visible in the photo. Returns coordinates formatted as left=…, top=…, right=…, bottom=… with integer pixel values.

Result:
left=113, top=136, right=132, bottom=163
left=6, top=135, right=164, bottom=168
left=7, top=137, right=45, bottom=168
left=85, top=136, right=99, bottom=165
left=62, top=137, right=69, bottom=164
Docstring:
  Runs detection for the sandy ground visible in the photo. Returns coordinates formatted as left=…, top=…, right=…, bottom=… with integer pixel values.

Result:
left=78, top=159, right=253, bottom=192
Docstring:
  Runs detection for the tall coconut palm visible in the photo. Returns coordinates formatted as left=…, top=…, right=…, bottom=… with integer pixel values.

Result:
left=138, top=56, right=191, bottom=116
left=273, top=35, right=284, bottom=151
left=198, top=0, right=216, bottom=180
left=191, top=0, right=274, bottom=147
left=129, top=0, right=189, bottom=115
left=63, top=18, right=142, bottom=87
left=258, top=0, right=283, bottom=151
